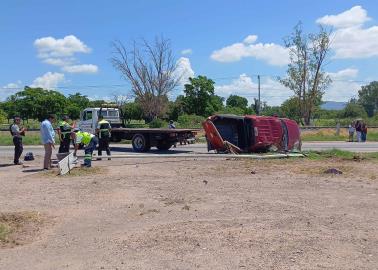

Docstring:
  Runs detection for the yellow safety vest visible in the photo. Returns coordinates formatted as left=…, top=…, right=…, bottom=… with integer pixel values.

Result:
left=76, top=131, right=94, bottom=145
left=97, top=119, right=111, bottom=138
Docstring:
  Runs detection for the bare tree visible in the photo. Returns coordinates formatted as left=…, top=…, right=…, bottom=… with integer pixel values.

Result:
left=111, top=37, right=180, bottom=121
left=280, top=23, right=332, bottom=125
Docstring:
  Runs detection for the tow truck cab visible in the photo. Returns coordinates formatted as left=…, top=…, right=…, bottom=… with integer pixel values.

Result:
left=78, top=107, right=123, bottom=135
left=203, top=114, right=301, bottom=152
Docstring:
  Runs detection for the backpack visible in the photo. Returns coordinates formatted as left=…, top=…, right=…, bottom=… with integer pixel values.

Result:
left=24, top=152, right=34, bottom=161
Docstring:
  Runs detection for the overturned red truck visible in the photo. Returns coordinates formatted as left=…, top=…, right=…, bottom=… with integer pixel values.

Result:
left=203, top=114, right=301, bottom=153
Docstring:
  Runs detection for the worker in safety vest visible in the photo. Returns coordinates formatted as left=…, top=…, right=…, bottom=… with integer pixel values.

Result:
left=73, top=129, right=98, bottom=167
left=57, top=115, right=74, bottom=153
left=96, top=115, right=111, bottom=160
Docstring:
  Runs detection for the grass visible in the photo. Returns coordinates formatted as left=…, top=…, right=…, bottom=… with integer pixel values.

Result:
left=0, top=223, right=11, bottom=242
left=0, top=211, right=43, bottom=245
left=0, top=131, right=47, bottom=146
left=303, top=149, right=378, bottom=161
left=301, top=128, right=378, bottom=142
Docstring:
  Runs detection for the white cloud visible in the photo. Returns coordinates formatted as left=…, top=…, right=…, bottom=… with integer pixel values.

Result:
left=325, top=68, right=361, bottom=101
left=328, top=68, right=358, bottom=79
left=34, top=35, right=91, bottom=58
left=1, top=81, right=22, bottom=101
left=62, top=64, right=98, bottom=74
left=42, top=57, right=74, bottom=67
left=181, top=48, right=192, bottom=55
left=34, top=35, right=98, bottom=74
left=211, top=35, right=289, bottom=66
left=175, top=57, right=195, bottom=85
left=316, top=6, right=370, bottom=28
left=317, top=6, right=378, bottom=59
left=30, top=72, right=65, bottom=89
left=215, top=74, right=292, bottom=106
left=243, top=35, right=258, bottom=44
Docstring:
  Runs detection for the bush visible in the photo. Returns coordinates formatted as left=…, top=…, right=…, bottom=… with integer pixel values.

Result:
left=177, top=114, right=204, bottom=128
left=148, top=118, right=167, bottom=128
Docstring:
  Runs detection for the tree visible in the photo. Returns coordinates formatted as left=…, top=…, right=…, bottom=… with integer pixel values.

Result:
left=67, top=93, right=90, bottom=110
left=226, top=95, right=248, bottom=109
left=111, top=37, right=180, bottom=121
left=281, top=97, right=301, bottom=122
left=338, top=100, right=367, bottom=119
left=121, top=102, right=144, bottom=123
left=167, top=95, right=185, bottom=121
left=358, top=81, right=378, bottom=117
left=6, top=87, right=67, bottom=121
left=280, top=23, right=332, bottom=125
left=183, top=75, right=224, bottom=116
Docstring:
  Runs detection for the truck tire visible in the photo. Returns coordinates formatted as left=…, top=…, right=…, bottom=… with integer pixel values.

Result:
left=156, top=141, right=172, bottom=151
left=132, top=134, right=150, bottom=152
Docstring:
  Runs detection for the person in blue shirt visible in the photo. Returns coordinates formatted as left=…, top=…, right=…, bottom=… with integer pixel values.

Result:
left=40, top=114, right=56, bottom=170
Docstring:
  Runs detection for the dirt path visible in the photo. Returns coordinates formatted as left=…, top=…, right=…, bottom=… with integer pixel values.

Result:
left=0, top=157, right=377, bottom=269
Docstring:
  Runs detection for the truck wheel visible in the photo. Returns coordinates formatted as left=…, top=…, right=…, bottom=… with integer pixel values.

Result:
left=156, top=141, right=172, bottom=151
left=132, top=134, right=150, bottom=152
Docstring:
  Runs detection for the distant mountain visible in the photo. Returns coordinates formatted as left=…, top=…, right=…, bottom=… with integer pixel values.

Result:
left=321, top=101, right=347, bottom=110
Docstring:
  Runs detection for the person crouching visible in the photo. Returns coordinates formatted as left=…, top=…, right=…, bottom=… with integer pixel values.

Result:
left=73, top=129, right=98, bottom=167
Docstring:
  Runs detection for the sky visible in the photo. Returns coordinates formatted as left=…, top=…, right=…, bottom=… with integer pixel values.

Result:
left=1, top=0, right=378, bottom=105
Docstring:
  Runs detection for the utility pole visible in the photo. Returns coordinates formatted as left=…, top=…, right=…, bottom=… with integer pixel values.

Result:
left=257, top=75, right=261, bottom=115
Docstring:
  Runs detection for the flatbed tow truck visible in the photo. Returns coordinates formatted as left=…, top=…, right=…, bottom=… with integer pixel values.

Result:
left=78, top=107, right=197, bottom=152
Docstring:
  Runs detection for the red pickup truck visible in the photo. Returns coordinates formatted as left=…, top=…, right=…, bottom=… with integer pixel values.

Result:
left=203, top=114, right=301, bottom=153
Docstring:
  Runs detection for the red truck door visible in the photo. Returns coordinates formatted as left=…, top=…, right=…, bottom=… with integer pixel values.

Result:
left=202, top=120, right=225, bottom=151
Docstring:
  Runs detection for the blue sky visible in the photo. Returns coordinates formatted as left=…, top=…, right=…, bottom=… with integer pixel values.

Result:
left=1, top=0, right=378, bottom=105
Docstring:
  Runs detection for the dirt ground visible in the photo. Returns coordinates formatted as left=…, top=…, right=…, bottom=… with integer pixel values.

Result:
left=0, top=156, right=377, bottom=270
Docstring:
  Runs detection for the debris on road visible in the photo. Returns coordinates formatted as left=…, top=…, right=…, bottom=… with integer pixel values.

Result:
left=323, top=168, right=343, bottom=175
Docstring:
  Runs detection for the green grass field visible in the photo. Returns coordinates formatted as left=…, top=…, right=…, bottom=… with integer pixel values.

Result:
left=301, top=128, right=378, bottom=142
left=303, top=149, right=378, bottom=161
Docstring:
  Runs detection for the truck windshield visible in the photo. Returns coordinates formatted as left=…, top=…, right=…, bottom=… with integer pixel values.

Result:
left=107, top=111, right=118, bottom=117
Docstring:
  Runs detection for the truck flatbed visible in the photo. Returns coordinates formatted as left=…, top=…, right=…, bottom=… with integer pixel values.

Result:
left=111, top=127, right=198, bottom=152
left=112, top=128, right=198, bottom=133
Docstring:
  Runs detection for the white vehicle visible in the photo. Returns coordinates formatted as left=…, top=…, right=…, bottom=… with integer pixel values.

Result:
left=78, top=106, right=197, bottom=151
left=78, top=107, right=123, bottom=135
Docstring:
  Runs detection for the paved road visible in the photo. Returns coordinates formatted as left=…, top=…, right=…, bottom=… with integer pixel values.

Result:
left=1, top=141, right=378, bottom=158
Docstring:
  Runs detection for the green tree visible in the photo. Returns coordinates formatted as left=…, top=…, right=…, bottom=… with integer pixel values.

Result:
left=6, top=87, right=68, bottom=121
left=67, top=93, right=90, bottom=110
left=183, top=75, right=224, bottom=117
left=358, top=81, right=378, bottom=117
left=280, top=23, right=332, bottom=125
left=281, top=97, right=301, bottom=122
left=122, top=102, right=144, bottom=123
left=338, top=101, right=367, bottom=118
left=167, top=95, right=185, bottom=121
left=66, top=104, right=81, bottom=120
left=226, top=95, right=248, bottom=109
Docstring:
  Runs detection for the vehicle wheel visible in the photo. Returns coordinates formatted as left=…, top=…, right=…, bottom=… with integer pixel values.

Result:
left=132, top=134, right=150, bottom=152
left=156, top=141, right=172, bottom=151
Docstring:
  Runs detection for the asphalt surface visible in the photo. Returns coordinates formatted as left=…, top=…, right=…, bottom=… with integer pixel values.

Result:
left=1, top=142, right=378, bottom=158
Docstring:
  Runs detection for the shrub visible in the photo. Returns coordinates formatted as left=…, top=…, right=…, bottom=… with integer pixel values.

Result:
left=148, top=118, right=167, bottom=128
left=177, top=114, right=204, bottom=128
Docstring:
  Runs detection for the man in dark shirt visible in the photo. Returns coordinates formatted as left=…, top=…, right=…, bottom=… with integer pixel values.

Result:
left=10, top=116, right=26, bottom=165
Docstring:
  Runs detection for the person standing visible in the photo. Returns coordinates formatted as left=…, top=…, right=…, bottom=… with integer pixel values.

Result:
left=40, top=114, right=56, bottom=170
left=168, top=120, right=177, bottom=147
left=355, top=120, right=362, bottom=142
left=10, top=116, right=26, bottom=165
left=361, top=123, right=368, bottom=142
left=58, top=115, right=74, bottom=153
left=96, top=115, right=111, bottom=160
left=73, top=129, right=98, bottom=167
left=348, top=123, right=355, bottom=142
